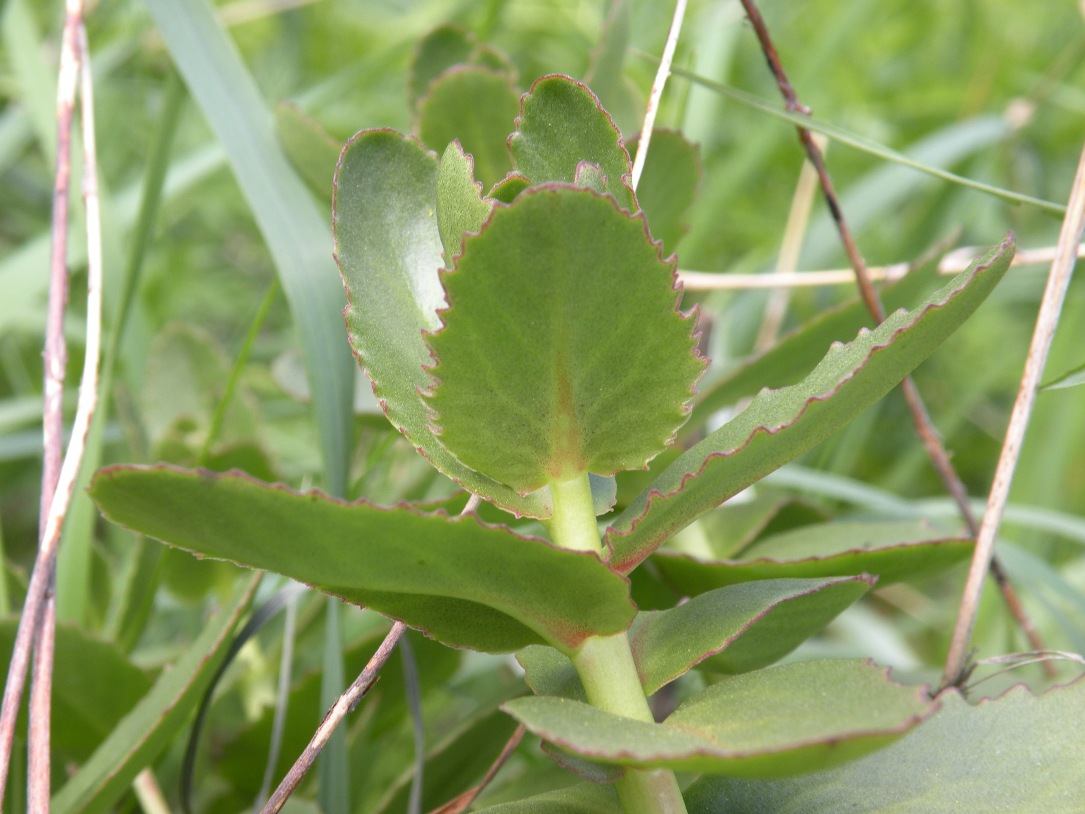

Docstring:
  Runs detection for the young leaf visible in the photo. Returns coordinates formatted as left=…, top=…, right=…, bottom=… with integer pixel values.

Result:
left=418, top=66, right=521, bottom=189
left=88, top=465, right=635, bottom=654
left=606, top=237, right=1014, bottom=573
left=436, top=140, right=493, bottom=262
left=425, top=185, right=704, bottom=493
left=334, top=129, right=548, bottom=517
left=508, top=75, right=637, bottom=212
left=683, top=679, right=1085, bottom=812
left=503, top=660, right=934, bottom=777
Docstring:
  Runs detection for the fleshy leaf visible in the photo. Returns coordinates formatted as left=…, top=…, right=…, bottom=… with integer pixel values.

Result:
left=473, top=783, right=620, bottom=813
left=631, top=576, right=873, bottom=692
left=655, top=522, right=973, bottom=593
left=333, top=129, right=549, bottom=517
left=436, top=140, right=493, bottom=262
left=508, top=75, right=637, bottom=212
left=418, top=65, right=521, bottom=189
left=503, top=660, right=934, bottom=776
left=605, top=237, right=1014, bottom=572
left=684, top=678, right=1085, bottom=812
left=692, top=252, right=944, bottom=421
left=88, top=465, right=635, bottom=653
left=518, top=577, right=871, bottom=700
left=425, top=185, right=704, bottom=493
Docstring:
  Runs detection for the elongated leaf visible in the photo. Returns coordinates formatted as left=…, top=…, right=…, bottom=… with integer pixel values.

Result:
left=683, top=678, right=1085, bottom=812
left=147, top=0, right=354, bottom=496
left=503, top=660, right=933, bottom=777
left=631, top=576, right=873, bottom=692
left=519, top=577, right=871, bottom=700
left=418, top=66, right=521, bottom=189
left=606, top=237, right=1014, bottom=573
left=89, top=466, right=635, bottom=653
left=509, top=75, right=637, bottom=212
left=655, top=536, right=973, bottom=595
left=334, top=129, right=548, bottom=517
left=474, top=782, right=620, bottom=813
left=52, top=576, right=258, bottom=814
left=693, top=254, right=944, bottom=419
left=426, top=185, right=704, bottom=492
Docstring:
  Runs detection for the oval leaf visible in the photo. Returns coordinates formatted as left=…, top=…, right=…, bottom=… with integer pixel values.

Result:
left=508, top=75, right=637, bottom=213
left=683, top=678, right=1085, bottom=812
left=334, top=129, right=549, bottom=517
left=425, top=185, right=704, bottom=493
left=418, top=65, right=521, bottom=189
left=89, top=465, right=635, bottom=653
left=503, top=660, right=934, bottom=777
left=606, top=237, right=1014, bottom=572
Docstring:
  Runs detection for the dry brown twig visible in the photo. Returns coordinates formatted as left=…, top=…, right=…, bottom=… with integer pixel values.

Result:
left=941, top=141, right=1085, bottom=690
left=736, top=0, right=1051, bottom=669
left=0, top=0, right=102, bottom=806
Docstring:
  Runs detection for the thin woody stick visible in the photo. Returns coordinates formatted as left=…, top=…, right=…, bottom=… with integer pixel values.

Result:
left=941, top=141, right=1085, bottom=689
left=736, top=0, right=1049, bottom=665
left=0, top=0, right=90, bottom=801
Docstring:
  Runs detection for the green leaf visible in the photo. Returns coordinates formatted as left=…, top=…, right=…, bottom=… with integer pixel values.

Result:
left=425, top=185, right=704, bottom=493
left=503, top=660, right=934, bottom=776
left=418, top=66, right=521, bottom=189
left=625, top=130, right=701, bottom=256
left=508, top=75, right=637, bottom=213
left=655, top=521, right=973, bottom=593
left=683, top=679, right=1085, bottom=812
left=88, top=465, right=635, bottom=653
left=692, top=252, right=945, bottom=420
left=473, top=782, right=620, bottom=813
left=52, top=576, right=258, bottom=814
left=436, top=140, right=493, bottom=262
left=518, top=577, right=871, bottom=699
left=606, top=236, right=1014, bottom=573
left=631, top=577, right=873, bottom=692
left=333, top=129, right=548, bottom=517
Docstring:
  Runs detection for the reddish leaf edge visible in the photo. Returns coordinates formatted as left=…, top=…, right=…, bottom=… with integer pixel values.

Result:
left=88, top=463, right=627, bottom=650
left=505, top=660, right=940, bottom=766
left=509, top=74, right=639, bottom=213
left=419, top=182, right=706, bottom=488
left=604, top=235, right=1015, bottom=572
left=632, top=574, right=877, bottom=692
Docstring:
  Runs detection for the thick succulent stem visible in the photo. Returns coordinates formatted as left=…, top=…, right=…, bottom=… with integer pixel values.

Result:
left=548, top=473, right=688, bottom=814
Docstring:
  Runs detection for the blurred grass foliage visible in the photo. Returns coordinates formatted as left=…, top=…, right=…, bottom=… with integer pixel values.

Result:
left=2, top=0, right=1084, bottom=810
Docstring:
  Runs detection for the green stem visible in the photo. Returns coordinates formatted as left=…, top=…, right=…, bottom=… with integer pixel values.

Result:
left=548, top=473, right=688, bottom=814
